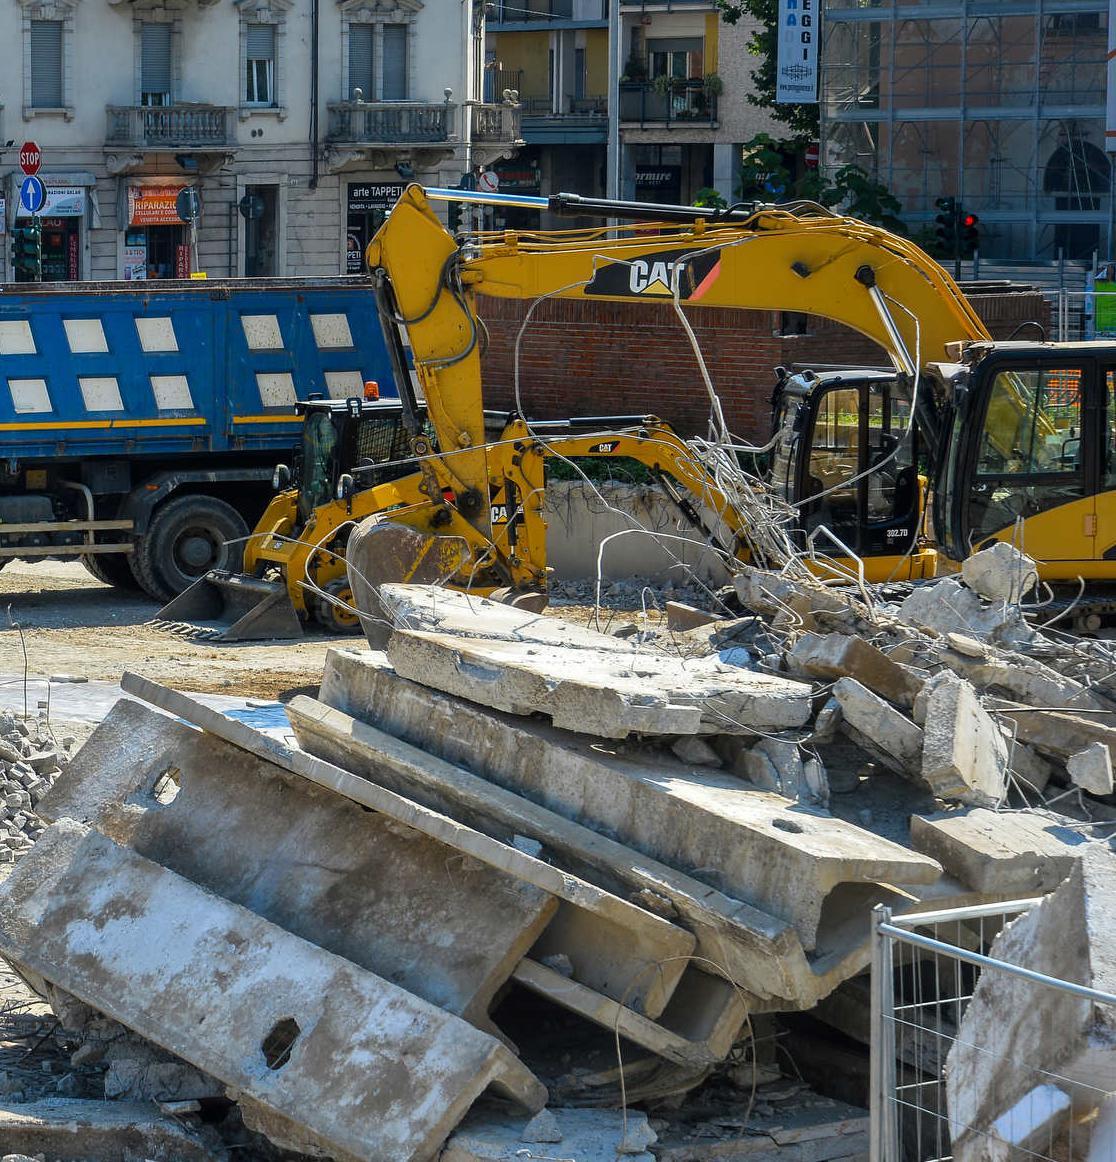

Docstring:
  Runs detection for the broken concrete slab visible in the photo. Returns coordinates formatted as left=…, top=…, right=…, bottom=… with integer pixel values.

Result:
left=899, top=576, right=1035, bottom=650
left=910, top=809, right=1087, bottom=895
left=0, top=1098, right=222, bottom=1161
left=667, top=601, right=725, bottom=632
left=39, top=698, right=555, bottom=1035
left=512, top=959, right=746, bottom=1069
left=117, top=675, right=694, bottom=1023
left=310, top=650, right=941, bottom=953
left=921, top=674, right=1007, bottom=807
left=833, top=677, right=923, bottom=778
left=961, top=542, right=1039, bottom=605
left=737, top=737, right=828, bottom=805
left=947, top=851, right=1116, bottom=1157
left=443, top=1105, right=657, bottom=1162
left=789, top=633, right=921, bottom=709
left=989, top=702, right=1116, bottom=770
left=0, top=821, right=545, bottom=1162
left=387, top=626, right=813, bottom=738
left=1068, top=742, right=1115, bottom=797
left=119, top=672, right=898, bottom=1014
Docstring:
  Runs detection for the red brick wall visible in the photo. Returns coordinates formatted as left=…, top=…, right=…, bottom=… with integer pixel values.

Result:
left=477, top=292, right=1049, bottom=440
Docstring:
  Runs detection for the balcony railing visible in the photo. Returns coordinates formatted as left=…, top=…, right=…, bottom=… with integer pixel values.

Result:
left=472, top=103, right=524, bottom=144
left=619, top=81, right=717, bottom=126
left=327, top=101, right=455, bottom=143
left=106, top=105, right=235, bottom=149
left=523, top=95, right=608, bottom=117
left=490, top=0, right=607, bottom=22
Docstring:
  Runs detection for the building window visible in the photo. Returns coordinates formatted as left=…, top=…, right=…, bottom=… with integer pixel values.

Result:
left=30, top=20, right=63, bottom=108
left=348, top=23, right=372, bottom=100
left=141, top=23, right=173, bottom=107
left=245, top=22, right=276, bottom=105
left=382, top=23, right=407, bottom=99
left=243, top=184, right=279, bottom=277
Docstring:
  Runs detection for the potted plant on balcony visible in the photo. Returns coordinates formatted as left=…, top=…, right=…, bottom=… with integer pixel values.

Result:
left=653, top=73, right=683, bottom=97
left=703, top=73, right=724, bottom=99
left=620, top=54, right=647, bottom=83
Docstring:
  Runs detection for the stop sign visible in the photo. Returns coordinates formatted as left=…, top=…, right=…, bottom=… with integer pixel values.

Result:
left=19, top=142, right=41, bottom=175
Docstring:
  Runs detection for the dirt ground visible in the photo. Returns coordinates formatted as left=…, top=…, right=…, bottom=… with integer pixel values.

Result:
left=0, top=559, right=348, bottom=702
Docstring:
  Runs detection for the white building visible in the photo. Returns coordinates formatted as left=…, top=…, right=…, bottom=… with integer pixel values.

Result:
left=2, top=0, right=521, bottom=281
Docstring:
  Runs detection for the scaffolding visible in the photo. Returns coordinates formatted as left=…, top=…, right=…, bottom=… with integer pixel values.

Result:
left=820, top=0, right=1113, bottom=261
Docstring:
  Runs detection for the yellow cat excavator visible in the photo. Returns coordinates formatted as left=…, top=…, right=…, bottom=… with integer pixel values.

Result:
left=159, top=184, right=1111, bottom=639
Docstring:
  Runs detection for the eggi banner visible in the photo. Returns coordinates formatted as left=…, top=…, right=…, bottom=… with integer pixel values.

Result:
left=776, top=0, right=819, bottom=104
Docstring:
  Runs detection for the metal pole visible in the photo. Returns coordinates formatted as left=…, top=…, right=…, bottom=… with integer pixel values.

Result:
left=869, top=904, right=898, bottom=1162
left=607, top=0, right=621, bottom=200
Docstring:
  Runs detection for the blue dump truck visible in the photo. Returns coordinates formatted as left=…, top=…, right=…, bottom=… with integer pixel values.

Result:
left=0, top=277, right=396, bottom=602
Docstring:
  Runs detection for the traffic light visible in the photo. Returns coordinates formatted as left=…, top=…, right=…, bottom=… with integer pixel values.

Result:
left=13, top=222, right=41, bottom=282
left=934, top=197, right=957, bottom=254
left=960, top=211, right=980, bottom=257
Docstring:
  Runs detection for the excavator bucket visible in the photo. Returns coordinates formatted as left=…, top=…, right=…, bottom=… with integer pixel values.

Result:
left=154, top=570, right=305, bottom=642
left=345, top=518, right=470, bottom=648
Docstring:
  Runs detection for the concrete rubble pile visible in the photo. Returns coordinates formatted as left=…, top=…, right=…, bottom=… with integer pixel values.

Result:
left=0, top=540, right=1111, bottom=1159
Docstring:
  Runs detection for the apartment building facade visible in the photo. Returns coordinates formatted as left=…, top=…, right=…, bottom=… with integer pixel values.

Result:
left=485, top=0, right=775, bottom=216
left=1, top=0, right=520, bottom=282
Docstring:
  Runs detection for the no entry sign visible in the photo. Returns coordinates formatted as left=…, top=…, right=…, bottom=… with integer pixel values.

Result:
left=19, top=142, right=41, bottom=176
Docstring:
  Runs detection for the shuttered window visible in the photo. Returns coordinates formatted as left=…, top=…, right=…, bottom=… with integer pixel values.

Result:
left=245, top=23, right=276, bottom=104
left=30, top=21, right=63, bottom=108
left=382, top=24, right=407, bottom=100
left=141, top=24, right=172, bottom=107
left=348, top=24, right=373, bottom=101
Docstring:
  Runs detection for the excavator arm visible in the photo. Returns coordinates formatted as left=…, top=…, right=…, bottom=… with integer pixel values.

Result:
left=366, top=184, right=994, bottom=553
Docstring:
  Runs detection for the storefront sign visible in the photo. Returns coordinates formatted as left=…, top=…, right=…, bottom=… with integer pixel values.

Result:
left=492, top=166, right=540, bottom=193
left=347, top=183, right=405, bottom=213
left=15, top=184, right=85, bottom=218
left=175, top=244, right=192, bottom=279
left=776, top=0, right=819, bottom=104
left=122, top=245, right=146, bottom=281
left=635, top=167, right=681, bottom=190
left=128, top=184, right=193, bottom=227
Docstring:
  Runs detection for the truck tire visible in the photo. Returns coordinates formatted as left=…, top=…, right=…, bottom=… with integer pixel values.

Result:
left=81, top=552, right=141, bottom=591
left=131, top=495, right=250, bottom=603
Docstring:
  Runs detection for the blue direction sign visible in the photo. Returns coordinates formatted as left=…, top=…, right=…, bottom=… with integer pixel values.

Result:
left=18, top=175, right=45, bottom=215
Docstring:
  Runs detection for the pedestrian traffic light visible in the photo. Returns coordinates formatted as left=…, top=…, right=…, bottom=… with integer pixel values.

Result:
left=13, top=222, right=41, bottom=282
left=934, top=197, right=957, bottom=253
left=960, top=211, right=980, bottom=257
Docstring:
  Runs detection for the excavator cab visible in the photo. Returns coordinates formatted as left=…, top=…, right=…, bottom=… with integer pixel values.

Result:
left=771, top=368, right=931, bottom=580
left=932, top=342, right=1116, bottom=580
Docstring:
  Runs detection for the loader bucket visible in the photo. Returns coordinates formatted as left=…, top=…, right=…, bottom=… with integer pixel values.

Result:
left=346, top=519, right=469, bottom=649
left=154, top=571, right=305, bottom=642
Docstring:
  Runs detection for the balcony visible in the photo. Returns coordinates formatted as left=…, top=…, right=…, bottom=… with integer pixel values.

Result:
left=472, top=102, right=524, bottom=145
left=327, top=101, right=456, bottom=145
left=619, top=81, right=718, bottom=128
left=522, top=95, right=609, bottom=142
left=106, top=105, right=235, bottom=150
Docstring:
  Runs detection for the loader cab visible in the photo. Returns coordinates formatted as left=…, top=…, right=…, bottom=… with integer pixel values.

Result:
left=771, top=369, right=923, bottom=565
left=293, top=398, right=420, bottom=525
left=934, top=341, right=1116, bottom=577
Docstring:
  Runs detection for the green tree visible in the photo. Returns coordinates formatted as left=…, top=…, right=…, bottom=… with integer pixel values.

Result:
left=693, top=187, right=729, bottom=210
left=713, top=0, right=818, bottom=137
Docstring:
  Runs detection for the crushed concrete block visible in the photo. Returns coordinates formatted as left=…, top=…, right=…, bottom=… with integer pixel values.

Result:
left=41, top=699, right=555, bottom=1035
left=666, top=601, right=724, bottom=632
left=947, top=850, right=1116, bottom=1159
left=305, top=652, right=940, bottom=953
left=1000, top=733, right=1053, bottom=795
left=910, top=809, right=1085, bottom=894
left=104, top=1059, right=222, bottom=1103
left=671, top=736, right=723, bottom=768
left=921, top=674, right=1007, bottom=807
left=1067, top=742, right=1115, bottom=797
left=443, top=1106, right=656, bottom=1162
left=789, top=632, right=921, bottom=709
left=0, top=1098, right=222, bottom=1160
left=520, top=1109, right=562, bottom=1143
left=991, top=703, right=1116, bottom=769
left=900, top=576, right=1035, bottom=649
left=739, top=738, right=828, bottom=806
left=0, top=821, right=546, bottom=1162
left=833, top=677, right=923, bottom=778
left=961, top=541, right=1039, bottom=605
left=386, top=627, right=813, bottom=738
